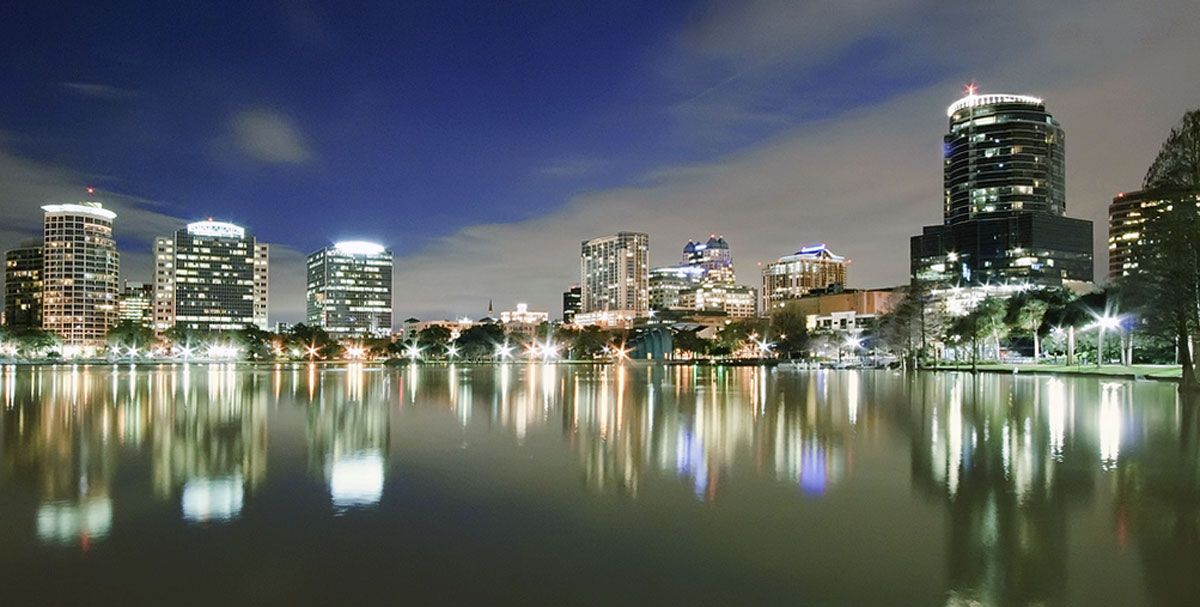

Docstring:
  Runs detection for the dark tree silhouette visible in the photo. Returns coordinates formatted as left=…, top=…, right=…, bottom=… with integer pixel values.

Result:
left=1133, top=108, right=1200, bottom=389
left=1144, top=109, right=1200, bottom=190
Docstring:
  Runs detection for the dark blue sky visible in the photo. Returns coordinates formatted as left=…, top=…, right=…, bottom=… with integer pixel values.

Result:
left=2, top=1, right=936, bottom=258
left=6, top=0, right=1189, bottom=320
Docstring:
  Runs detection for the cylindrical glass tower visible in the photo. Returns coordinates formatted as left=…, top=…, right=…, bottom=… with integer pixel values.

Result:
left=943, top=92, right=1065, bottom=226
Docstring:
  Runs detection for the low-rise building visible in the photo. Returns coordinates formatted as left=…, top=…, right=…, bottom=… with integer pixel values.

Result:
left=761, top=244, right=848, bottom=311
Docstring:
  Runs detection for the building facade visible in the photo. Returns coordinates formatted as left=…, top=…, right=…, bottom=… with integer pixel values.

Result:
left=579, top=232, right=649, bottom=323
left=306, top=241, right=393, bottom=337
left=41, top=203, right=120, bottom=347
left=911, top=90, right=1093, bottom=288
left=118, top=281, right=154, bottom=328
left=682, top=236, right=735, bottom=284
left=153, top=220, right=269, bottom=333
left=562, top=285, right=581, bottom=324
left=678, top=283, right=757, bottom=318
left=1108, top=187, right=1200, bottom=280
left=648, top=265, right=706, bottom=311
left=4, top=242, right=43, bottom=330
left=761, top=244, right=848, bottom=311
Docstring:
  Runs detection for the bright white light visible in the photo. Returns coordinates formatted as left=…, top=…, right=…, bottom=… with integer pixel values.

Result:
left=405, top=344, right=421, bottom=360
left=333, top=241, right=386, bottom=256
left=182, top=476, right=244, bottom=523
left=36, top=498, right=113, bottom=545
left=947, top=93, right=1043, bottom=117
left=330, top=451, right=384, bottom=508
left=1099, top=315, right=1122, bottom=330
left=345, top=345, right=366, bottom=360
left=446, top=344, right=460, bottom=359
left=41, top=203, right=117, bottom=220
left=495, top=342, right=514, bottom=360
left=186, top=220, right=245, bottom=239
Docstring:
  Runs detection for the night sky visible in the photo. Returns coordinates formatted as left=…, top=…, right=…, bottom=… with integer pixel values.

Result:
left=3, top=1, right=1199, bottom=323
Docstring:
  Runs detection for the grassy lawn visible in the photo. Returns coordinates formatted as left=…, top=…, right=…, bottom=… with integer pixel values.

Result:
left=931, top=363, right=1182, bottom=379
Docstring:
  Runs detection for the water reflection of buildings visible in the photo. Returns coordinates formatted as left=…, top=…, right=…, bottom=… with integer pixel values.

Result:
left=306, top=364, right=390, bottom=511
left=561, top=365, right=861, bottom=500
left=2, top=365, right=123, bottom=546
left=898, top=372, right=1200, bottom=606
left=0, top=363, right=272, bottom=546
left=152, top=364, right=269, bottom=523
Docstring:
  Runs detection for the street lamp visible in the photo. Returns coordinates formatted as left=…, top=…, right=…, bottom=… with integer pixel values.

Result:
left=495, top=342, right=514, bottom=361
left=1094, top=314, right=1122, bottom=367
left=405, top=344, right=422, bottom=362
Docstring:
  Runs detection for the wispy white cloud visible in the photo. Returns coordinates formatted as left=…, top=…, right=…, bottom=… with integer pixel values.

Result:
left=229, top=108, right=314, bottom=165
left=59, top=82, right=139, bottom=101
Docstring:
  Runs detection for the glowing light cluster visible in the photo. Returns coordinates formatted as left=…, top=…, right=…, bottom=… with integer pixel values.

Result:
left=186, top=220, right=246, bottom=239
left=333, top=241, right=386, bottom=256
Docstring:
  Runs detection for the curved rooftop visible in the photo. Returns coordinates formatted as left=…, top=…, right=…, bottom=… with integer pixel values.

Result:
left=41, top=202, right=116, bottom=220
left=947, top=93, right=1043, bottom=117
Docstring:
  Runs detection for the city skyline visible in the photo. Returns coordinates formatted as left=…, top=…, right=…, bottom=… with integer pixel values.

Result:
left=2, top=2, right=1199, bottom=323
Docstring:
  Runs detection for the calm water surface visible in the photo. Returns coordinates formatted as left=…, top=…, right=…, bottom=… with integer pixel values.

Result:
left=0, top=363, right=1196, bottom=605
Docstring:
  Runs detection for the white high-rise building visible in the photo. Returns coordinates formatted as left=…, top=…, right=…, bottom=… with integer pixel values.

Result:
left=153, top=220, right=269, bottom=333
left=41, top=202, right=120, bottom=348
left=578, top=232, right=649, bottom=326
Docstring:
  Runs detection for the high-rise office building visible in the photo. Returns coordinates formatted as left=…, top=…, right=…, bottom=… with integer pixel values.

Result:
left=578, top=232, right=649, bottom=325
left=118, top=281, right=154, bottom=328
left=562, top=285, right=581, bottom=324
left=4, top=241, right=43, bottom=330
left=1108, top=187, right=1200, bottom=280
left=682, top=235, right=735, bottom=284
left=650, top=235, right=747, bottom=313
left=911, top=90, right=1093, bottom=287
left=153, top=220, right=269, bottom=332
left=306, top=241, right=393, bottom=337
left=761, top=244, right=848, bottom=311
left=41, top=202, right=120, bottom=347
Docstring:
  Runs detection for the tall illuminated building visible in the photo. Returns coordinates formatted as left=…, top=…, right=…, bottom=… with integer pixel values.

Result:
left=1107, top=187, right=1200, bottom=280
left=761, top=244, right=847, bottom=311
left=911, top=89, right=1092, bottom=287
left=578, top=232, right=649, bottom=325
left=41, top=202, right=120, bottom=347
left=4, top=241, right=43, bottom=330
left=651, top=235, right=755, bottom=315
left=682, top=235, right=734, bottom=283
left=306, top=241, right=393, bottom=337
left=153, top=220, right=269, bottom=332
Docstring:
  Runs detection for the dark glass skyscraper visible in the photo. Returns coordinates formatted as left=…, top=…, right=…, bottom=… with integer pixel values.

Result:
left=911, top=91, right=1093, bottom=287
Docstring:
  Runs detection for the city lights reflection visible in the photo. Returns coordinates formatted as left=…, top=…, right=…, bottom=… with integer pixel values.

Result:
left=0, top=363, right=1195, bottom=605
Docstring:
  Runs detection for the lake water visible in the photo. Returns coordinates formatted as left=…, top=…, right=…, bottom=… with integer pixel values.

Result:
left=0, top=363, right=1196, bottom=605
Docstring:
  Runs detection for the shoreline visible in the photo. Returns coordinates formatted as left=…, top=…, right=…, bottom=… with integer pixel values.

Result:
left=921, top=363, right=1182, bottom=382
left=0, top=358, right=1186, bottom=383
